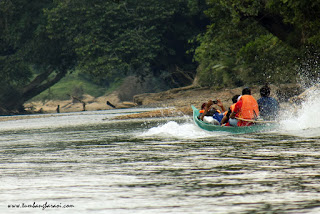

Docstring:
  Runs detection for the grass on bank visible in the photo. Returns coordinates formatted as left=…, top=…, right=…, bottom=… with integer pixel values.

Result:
left=31, top=71, right=122, bottom=102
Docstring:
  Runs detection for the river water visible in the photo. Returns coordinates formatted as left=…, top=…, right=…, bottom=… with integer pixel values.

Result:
left=1, top=92, right=320, bottom=214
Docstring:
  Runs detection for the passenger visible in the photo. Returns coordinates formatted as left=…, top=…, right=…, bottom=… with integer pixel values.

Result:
left=229, top=87, right=259, bottom=126
left=199, top=102, right=208, bottom=115
left=257, top=84, right=279, bottom=120
left=199, top=99, right=226, bottom=125
left=220, top=94, right=240, bottom=125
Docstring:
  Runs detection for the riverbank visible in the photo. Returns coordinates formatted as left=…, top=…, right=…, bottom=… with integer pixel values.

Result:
left=21, top=83, right=303, bottom=120
left=116, top=84, right=302, bottom=119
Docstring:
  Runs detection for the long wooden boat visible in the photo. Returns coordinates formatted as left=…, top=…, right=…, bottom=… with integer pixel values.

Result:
left=191, top=105, right=277, bottom=134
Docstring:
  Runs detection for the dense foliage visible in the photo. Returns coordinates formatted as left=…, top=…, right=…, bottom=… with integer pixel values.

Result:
left=0, top=0, right=207, bottom=113
left=45, top=0, right=207, bottom=85
left=0, top=0, right=77, bottom=113
left=0, top=0, right=319, bottom=114
left=194, top=0, right=320, bottom=87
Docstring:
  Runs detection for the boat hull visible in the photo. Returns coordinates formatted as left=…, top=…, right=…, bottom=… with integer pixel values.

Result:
left=191, top=105, right=277, bottom=134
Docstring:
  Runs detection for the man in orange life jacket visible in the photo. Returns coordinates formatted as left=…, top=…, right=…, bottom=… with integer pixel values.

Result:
left=229, top=87, right=259, bottom=126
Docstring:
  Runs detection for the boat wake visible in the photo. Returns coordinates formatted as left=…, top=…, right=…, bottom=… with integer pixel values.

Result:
left=139, top=120, right=227, bottom=139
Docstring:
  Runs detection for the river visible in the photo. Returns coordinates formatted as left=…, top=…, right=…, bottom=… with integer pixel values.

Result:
left=1, top=92, right=320, bottom=214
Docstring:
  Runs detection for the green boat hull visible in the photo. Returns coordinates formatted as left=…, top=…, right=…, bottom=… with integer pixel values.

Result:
left=191, top=105, right=277, bottom=134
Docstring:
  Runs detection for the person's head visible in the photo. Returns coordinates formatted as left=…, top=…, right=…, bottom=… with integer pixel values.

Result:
left=260, top=84, right=271, bottom=97
left=201, top=102, right=207, bottom=110
left=242, top=87, right=251, bottom=95
left=232, top=95, right=240, bottom=103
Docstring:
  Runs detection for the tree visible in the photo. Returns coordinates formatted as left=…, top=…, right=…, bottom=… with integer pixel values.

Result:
left=194, top=1, right=268, bottom=87
left=45, top=0, right=208, bottom=87
left=194, top=0, right=320, bottom=87
left=0, top=0, right=76, bottom=114
left=217, top=0, right=320, bottom=48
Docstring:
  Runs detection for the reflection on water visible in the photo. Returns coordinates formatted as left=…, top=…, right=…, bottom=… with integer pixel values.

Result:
left=0, top=107, right=320, bottom=214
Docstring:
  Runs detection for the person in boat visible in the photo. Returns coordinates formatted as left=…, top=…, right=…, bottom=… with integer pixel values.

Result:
left=257, top=84, right=279, bottom=120
left=199, top=99, right=226, bottom=125
left=220, top=94, right=240, bottom=126
left=229, top=87, right=259, bottom=126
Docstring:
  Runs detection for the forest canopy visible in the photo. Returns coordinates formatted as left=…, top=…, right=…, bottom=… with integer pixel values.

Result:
left=0, top=0, right=319, bottom=114
left=194, top=0, right=320, bottom=87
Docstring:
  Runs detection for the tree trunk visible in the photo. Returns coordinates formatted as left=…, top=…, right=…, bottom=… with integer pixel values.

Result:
left=22, top=69, right=67, bottom=102
left=2, top=69, right=68, bottom=114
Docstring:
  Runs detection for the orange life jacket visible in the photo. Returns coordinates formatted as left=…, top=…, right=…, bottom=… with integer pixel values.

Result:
left=223, top=103, right=236, bottom=116
left=230, top=103, right=236, bottom=112
left=199, top=109, right=221, bottom=114
left=237, top=95, right=259, bottom=120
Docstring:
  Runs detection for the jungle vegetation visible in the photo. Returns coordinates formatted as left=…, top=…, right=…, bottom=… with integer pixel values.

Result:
left=0, top=0, right=319, bottom=114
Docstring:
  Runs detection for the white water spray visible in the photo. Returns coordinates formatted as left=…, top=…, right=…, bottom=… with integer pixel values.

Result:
left=280, top=86, right=320, bottom=132
left=139, top=121, right=223, bottom=139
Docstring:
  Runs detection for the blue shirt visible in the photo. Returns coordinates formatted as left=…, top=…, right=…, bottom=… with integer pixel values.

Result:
left=257, top=97, right=279, bottom=120
left=213, top=112, right=224, bottom=123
